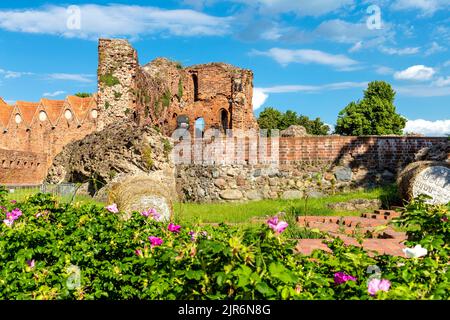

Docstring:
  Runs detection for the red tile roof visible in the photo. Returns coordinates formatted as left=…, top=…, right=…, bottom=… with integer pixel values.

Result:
left=67, top=96, right=95, bottom=121
left=15, top=101, right=40, bottom=126
left=40, top=98, right=64, bottom=124
left=0, top=98, right=13, bottom=127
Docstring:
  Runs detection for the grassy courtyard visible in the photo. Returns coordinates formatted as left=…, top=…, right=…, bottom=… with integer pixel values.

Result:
left=174, top=185, right=399, bottom=224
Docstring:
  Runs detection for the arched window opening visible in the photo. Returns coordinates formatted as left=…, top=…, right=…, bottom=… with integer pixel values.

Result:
left=192, top=73, right=199, bottom=101
left=177, top=115, right=189, bottom=129
left=220, top=109, right=229, bottom=132
left=195, top=117, right=205, bottom=139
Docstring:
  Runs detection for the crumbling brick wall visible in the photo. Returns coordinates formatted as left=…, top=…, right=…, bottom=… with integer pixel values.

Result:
left=97, top=39, right=258, bottom=137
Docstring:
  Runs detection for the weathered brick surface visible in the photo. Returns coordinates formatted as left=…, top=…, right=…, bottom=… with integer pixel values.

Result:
left=0, top=96, right=97, bottom=185
left=296, top=209, right=408, bottom=256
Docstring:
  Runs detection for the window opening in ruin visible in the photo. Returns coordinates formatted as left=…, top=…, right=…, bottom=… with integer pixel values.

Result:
left=192, top=73, right=199, bottom=101
left=177, top=115, right=189, bottom=129
left=220, top=109, right=229, bottom=132
left=195, top=117, right=205, bottom=138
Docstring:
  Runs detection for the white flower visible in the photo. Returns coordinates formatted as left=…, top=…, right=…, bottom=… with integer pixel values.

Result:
left=403, top=244, right=428, bottom=258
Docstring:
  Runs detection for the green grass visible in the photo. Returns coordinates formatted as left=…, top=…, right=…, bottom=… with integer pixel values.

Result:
left=5, top=187, right=104, bottom=206
left=174, top=185, right=398, bottom=225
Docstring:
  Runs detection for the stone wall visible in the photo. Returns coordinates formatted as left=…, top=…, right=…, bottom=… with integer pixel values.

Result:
left=176, top=136, right=447, bottom=202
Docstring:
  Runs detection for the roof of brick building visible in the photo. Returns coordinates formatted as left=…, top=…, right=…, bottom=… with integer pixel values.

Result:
left=67, top=96, right=95, bottom=121
left=15, top=101, right=40, bottom=126
left=40, top=98, right=65, bottom=124
left=0, top=96, right=97, bottom=128
left=0, top=98, right=13, bottom=127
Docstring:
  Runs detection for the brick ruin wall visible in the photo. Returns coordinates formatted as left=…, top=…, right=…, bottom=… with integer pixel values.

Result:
left=97, top=39, right=257, bottom=136
left=0, top=98, right=97, bottom=185
left=176, top=136, right=448, bottom=202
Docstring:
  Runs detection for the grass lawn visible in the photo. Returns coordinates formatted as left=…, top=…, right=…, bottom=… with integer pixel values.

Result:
left=5, top=187, right=104, bottom=206
left=174, top=185, right=399, bottom=224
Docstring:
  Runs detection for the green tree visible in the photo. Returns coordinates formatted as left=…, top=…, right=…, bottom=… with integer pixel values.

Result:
left=74, top=92, right=92, bottom=98
left=257, top=107, right=329, bottom=135
left=335, top=81, right=406, bottom=136
left=257, top=107, right=283, bottom=134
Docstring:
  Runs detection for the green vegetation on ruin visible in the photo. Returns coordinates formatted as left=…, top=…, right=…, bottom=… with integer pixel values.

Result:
left=99, top=73, right=120, bottom=87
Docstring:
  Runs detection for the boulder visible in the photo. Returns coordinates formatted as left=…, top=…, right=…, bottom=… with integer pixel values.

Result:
left=397, top=161, right=450, bottom=205
left=219, top=189, right=243, bottom=200
left=281, top=190, right=303, bottom=199
left=246, top=190, right=264, bottom=201
left=334, top=166, right=352, bottom=182
left=280, top=125, right=309, bottom=137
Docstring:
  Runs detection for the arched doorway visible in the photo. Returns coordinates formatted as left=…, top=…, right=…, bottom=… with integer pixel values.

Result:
left=194, top=117, right=205, bottom=138
left=219, top=109, right=229, bottom=132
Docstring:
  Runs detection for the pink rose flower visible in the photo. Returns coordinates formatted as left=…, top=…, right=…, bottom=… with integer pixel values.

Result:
left=148, top=236, right=163, bottom=247
left=26, top=259, right=35, bottom=268
left=334, top=272, right=357, bottom=285
left=168, top=223, right=181, bottom=233
left=105, top=203, right=119, bottom=213
left=135, top=249, right=143, bottom=257
left=368, top=278, right=391, bottom=296
left=267, top=216, right=288, bottom=234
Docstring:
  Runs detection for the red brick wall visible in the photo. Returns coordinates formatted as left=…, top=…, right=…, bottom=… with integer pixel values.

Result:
left=0, top=149, right=47, bottom=185
left=182, top=136, right=446, bottom=170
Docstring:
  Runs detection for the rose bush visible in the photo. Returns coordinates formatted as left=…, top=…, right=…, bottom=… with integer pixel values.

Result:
left=0, top=188, right=448, bottom=300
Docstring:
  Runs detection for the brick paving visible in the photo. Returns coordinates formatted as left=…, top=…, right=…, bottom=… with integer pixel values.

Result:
left=296, top=209, right=408, bottom=257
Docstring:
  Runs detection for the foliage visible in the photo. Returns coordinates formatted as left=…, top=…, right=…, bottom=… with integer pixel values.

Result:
left=141, top=145, right=154, bottom=169
left=74, top=93, right=92, bottom=98
left=162, top=138, right=173, bottom=158
left=335, top=81, right=406, bottom=136
left=99, top=73, right=120, bottom=87
left=0, top=192, right=448, bottom=300
left=393, top=196, right=449, bottom=255
left=257, top=107, right=329, bottom=135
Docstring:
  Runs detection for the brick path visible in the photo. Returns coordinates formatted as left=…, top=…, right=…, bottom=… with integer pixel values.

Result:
left=296, top=210, right=408, bottom=257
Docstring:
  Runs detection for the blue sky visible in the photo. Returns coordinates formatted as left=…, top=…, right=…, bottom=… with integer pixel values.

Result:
left=0, top=0, right=449, bottom=135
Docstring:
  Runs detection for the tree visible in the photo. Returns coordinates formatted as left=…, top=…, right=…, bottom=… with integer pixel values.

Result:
left=335, top=81, right=406, bottom=136
left=74, top=92, right=92, bottom=98
left=257, top=107, right=283, bottom=134
left=257, top=107, right=330, bottom=135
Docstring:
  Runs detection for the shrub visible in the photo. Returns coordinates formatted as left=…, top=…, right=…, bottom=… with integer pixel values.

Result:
left=0, top=192, right=448, bottom=300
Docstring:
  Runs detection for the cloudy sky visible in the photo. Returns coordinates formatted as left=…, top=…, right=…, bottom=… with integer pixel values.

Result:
left=0, top=0, right=449, bottom=135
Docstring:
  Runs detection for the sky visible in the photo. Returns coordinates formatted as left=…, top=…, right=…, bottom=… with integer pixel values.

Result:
left=0, top=0, right=449, bottom=136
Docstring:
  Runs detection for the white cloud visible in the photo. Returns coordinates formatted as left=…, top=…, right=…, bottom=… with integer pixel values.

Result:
left=0, top=4, right=231, bottom=40
left=425, top=42, right=447, bottom=56
left=238, top=0, right=355, bottom=16
left=316, top=19, right=389, bottom=44
left=43, top=90, right=66, bottom=97
left=47, top=73, right=95, bottom=83
left=394, top=65, right=436, bottom=81
left=0, top=68, right=33, bottom=79
left=395, top=84, right=450, bottom=97
left=254, top=81, right=368, bottom=109
left=432, top=76, right=450, bottom=87
left=349, top=41, right=363, bottom=53
left=379, top=46, right=420, bottom=55
left=252, top=88, right=269, bottom=110
left=375, top=66, right=395, bottom=75
left=391, top=0, right=449, bottom=15
left=404, top=119, right=450, bottom=136
left=252, top=48, right=359, bottom=70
